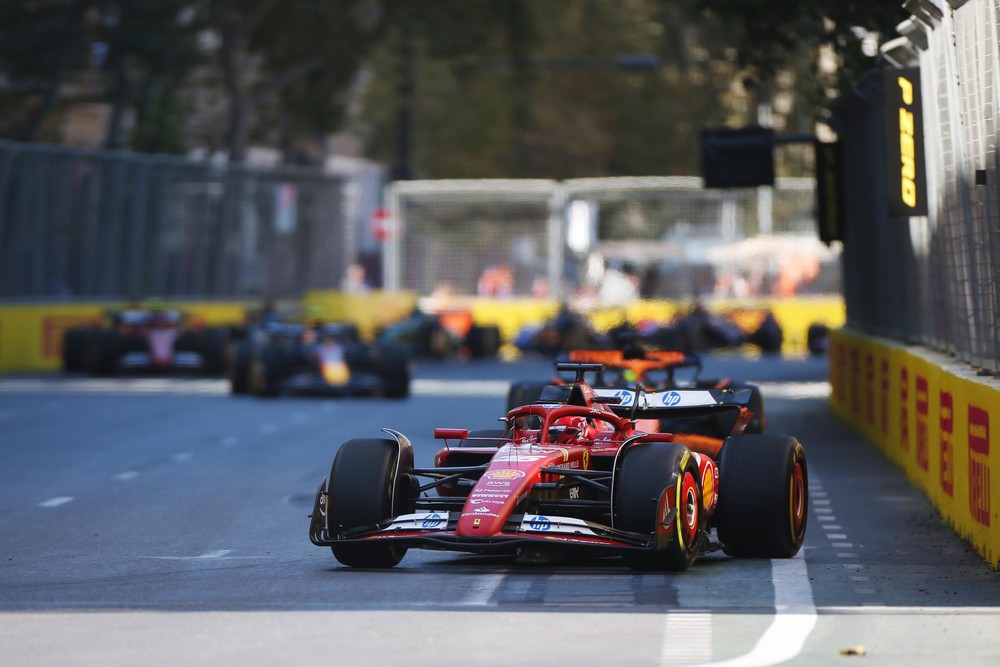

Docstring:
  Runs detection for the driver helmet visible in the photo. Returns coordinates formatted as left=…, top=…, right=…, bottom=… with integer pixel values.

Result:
left=549, top=416, right=589, bottom=444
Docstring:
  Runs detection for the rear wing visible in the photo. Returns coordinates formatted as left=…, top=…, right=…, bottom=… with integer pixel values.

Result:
left=592, top=386, right=753, bottom=420
left=564, top=349, right=704, bottom=385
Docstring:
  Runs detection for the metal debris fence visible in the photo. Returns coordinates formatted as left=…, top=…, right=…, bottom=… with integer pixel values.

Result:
left=0, top=139, right=349, bottom=301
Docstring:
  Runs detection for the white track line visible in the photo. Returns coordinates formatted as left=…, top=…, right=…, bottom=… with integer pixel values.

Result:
left=682, top=553, right=817, bottom=667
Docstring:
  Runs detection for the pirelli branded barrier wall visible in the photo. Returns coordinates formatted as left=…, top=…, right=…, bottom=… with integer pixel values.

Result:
left=0, top=302, right=251, bottom=373
left=830, top=329, right=1000, bottom=568
left=0, top=295, right=845, bottom=373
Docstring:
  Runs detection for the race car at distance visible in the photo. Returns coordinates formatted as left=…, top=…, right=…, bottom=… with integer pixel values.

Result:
left=309, top=362, right=807, bottom=570
left=228, top=319, right=411, bottom=398
left=506, top=348, right=766, bottom=435
left=376, top=307, right=502, bottom=360
left=62, top=307, right=227, bottom=376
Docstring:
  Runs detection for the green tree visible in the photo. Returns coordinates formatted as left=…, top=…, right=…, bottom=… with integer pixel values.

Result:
left=0, top=0, right=94, bottom=141
left=359, top=0, right=740, bottom=178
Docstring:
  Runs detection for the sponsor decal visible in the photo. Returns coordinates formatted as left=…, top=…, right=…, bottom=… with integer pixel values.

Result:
left=884, top=68, right=928, bottom=216
left=468, top=492, right=510, bottom=499
left=43, top=315, right=99, bottom=360
left=612, top=389, right=635, bottom=406
left=968, top=406, right=991, bottom=527
left=552, top=461, right=580, bottom=470
left=528, top=516, right=551, bottom=531
left=421, top=513, right=445, bottom=529
left=582, top=450, right=590, bottom=470
left=939, top=391, right=954, bottom=497
left=473, top=506, right=493, bottom=513
left=864, top=353, right=875, bottom=426
left=661, top=391, right=682, bottom=407
left=486, top=480, right=512, bottom=487
left=879, top=358, right=890, bottom=436
left=849, top=348, right=860, bottom=415
left=900, top=367, right=910, bottom=453
left=916, top=375, right=929, bottom=472
left=701, top=466, right=716, bottom=511
left=485, top=469, right=525, bottom=480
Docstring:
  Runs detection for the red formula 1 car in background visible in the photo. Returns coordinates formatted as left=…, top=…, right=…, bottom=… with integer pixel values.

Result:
left=62, top=307, right=227, bottom=376
left=309, top=362, right=807, bottom=570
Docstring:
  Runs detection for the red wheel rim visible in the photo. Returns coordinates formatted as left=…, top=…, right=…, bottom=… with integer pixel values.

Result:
left=789, top=461, right=806, bottom=538
left=679, top=471, right=699, bottom=546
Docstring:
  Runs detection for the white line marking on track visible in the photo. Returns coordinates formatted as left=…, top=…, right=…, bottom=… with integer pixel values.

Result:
left=461, top=573, right=506, bottom=606
left=684, top=553, right=816, bottom=667
left=146, top=550, right=272, bottom=561
left=412, top=379, right=510, bottom=396
left=39, top=497, right=73, bottom=507
left=662, top=611, right=712, bottom=665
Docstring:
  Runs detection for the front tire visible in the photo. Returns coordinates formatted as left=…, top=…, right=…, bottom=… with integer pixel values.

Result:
left=327, top=438, right=412, bottom=568
left=614, top=441, right=702, bottom=571
left=714, top=434, right=808, bottom=558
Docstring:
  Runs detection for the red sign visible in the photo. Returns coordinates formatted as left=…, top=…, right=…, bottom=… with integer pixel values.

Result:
left=864, top=352, right=875, bottom=426
left=879, top=359, right=889, bottom=437
left=849, top=347, right=860, bottom=415
left=42, top=315, right=99, bottom=360
left=969, top=406, right=991, bottom=527
left=899, top=367, right=909, bottom=453
left=939, top=391, right=954, bottom=497
left=915, top=375, right=929, bottom=472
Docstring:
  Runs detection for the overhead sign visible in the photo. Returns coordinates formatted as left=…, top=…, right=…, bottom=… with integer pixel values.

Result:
left=815, top=140, right=843, bottom=244
left=701, top=127, right=775, bottom=188
left=884, top=68, right=928, bottom=217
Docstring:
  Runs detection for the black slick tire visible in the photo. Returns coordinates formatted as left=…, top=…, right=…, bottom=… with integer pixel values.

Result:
left=714, top=434, right=808, bottom=558
left=614, top=441, right=702, bottom=571
left=327, top=438, right=411, bottom=568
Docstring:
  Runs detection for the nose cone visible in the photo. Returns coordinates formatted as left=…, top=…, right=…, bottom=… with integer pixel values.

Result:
left=455, top=466, right=532, bottom=536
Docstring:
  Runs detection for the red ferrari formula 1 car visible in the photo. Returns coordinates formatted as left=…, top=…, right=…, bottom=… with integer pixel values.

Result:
left=309, top=362, right=807, bottom=570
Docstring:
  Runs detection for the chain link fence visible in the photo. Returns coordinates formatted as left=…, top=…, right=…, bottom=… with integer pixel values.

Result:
left=385, top=176, right=837, bottom=303
left=0, top=139, right=349, bottom=301
left=838, top=1, right=1000, bottom=371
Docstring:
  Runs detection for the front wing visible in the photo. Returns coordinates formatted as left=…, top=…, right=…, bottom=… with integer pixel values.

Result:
left=310, top=508, right=679, bottom=556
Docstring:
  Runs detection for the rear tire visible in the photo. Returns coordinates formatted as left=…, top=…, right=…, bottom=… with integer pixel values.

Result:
left=61, top=329, right=88, bottom=372
left=506, top=380, right=548, bottom=412
left=467, top=324, right=501, bottom=358
left=229, top=340, right=251, bottom=394
left=615, top=441, right=702, bottom=571
left=327, top=438, right=412, bottom=568
left=714, top=434, right=808, bottom=558
left=379, top=345, right=411, bottom=398
left=251, top=345, right=282, bottom=397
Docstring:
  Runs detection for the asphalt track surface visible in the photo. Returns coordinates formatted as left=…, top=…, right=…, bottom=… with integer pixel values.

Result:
left=1, top=354, right=999, bottom=666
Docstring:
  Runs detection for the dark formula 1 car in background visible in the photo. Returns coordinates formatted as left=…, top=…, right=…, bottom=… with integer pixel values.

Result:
left=228, top=317, right=411, bottom=398
left=376, top=307, right=502, bottom=360
left=309, top=362, right=807, bottom=570
left=62, top=307, right=227, bottom=376
left=506, top=348, right=766, bottom=435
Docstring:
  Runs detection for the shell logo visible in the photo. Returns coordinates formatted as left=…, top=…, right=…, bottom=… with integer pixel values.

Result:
left=702, top=467, right=716, bottom=510
left=485, top=469, right=525, bottom=480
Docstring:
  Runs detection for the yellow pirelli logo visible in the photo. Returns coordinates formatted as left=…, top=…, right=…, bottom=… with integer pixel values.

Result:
left=898, top=76, right=918, bottom=209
